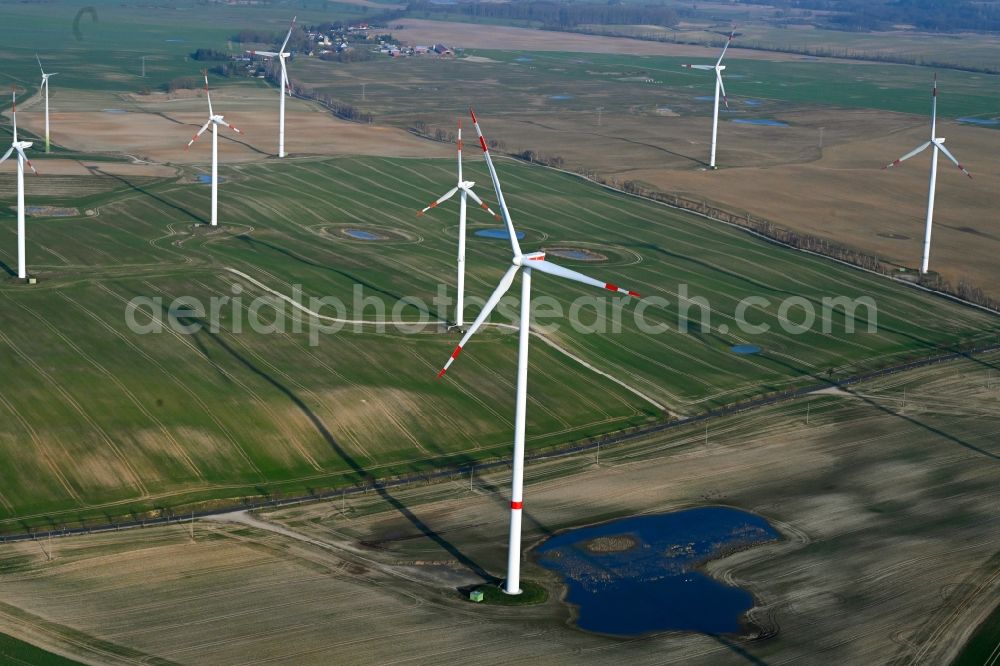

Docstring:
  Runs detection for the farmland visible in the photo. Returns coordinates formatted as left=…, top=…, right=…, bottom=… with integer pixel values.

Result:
left=1, top=150, right=997, bottom=532
left=0, top=0, right=998, bottom=662
left=0, top=350, right=996, bottom=664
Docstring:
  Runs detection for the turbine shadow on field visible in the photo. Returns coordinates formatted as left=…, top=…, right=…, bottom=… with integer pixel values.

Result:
left=476, top=474, right=554, bottom=537
left=0, top=259, right=14, bottom=277
left=92, top=168, right=207, bottom=225
left=768, top=353, right=999, bottom=462
left=708, top=634, right=768, bottom=665
left=174, top=313, right=497, bottom=583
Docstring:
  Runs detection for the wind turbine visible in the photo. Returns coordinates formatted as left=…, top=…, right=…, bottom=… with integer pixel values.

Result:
left=883, top=74, right=972, bottom=275
left=186, top=72, right=241, bottom=227
left=1, top=89, right=38, bottom=279
left=416, top=120, right=502, bottom=329
left=253, top=16, right=296, bottom=158
left=36, top=55, right=57, bottom=153
left=682, top=30, right=735, bottom=169
left=437, top=109, right=641, bottom=595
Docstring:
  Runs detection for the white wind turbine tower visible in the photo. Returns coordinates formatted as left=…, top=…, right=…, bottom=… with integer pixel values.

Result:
left=682, top=29, right=735, bottom=169
left=438, top=109, right=641, bottom=595
left=1, top=90, right=38, bottom=279
left=253, top=16, right=296, bottom=158
left=417, top=119, right=502, bottom=329
left=883, top=74, right=972, bottom=275
left=35, top=55, right=57, bottom=153
left=186, top=72, right=241, bottom=227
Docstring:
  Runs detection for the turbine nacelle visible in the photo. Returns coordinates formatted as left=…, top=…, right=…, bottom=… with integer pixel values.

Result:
left=513, top=251, right=545, bottom=266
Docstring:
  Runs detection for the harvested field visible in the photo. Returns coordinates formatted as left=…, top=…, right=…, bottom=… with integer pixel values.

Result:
left=9, top=87, right=452, bottom=165
left=0, top=351, right=996, bottom=664
left=393, top=19, right=851, bottom=62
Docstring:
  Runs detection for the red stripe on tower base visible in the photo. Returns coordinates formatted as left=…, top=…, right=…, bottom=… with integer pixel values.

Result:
left=511, top=501, right=523, bottom=510
left=605, top=283, right=619, bottom=292
left=451, top=345, right=463, bottom=360
left=479, top=136, right=489, bottom=152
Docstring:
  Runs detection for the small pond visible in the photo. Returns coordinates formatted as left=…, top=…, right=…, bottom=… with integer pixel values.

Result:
left=475, top=228, right=526, bottom=240
left=731, top=344, right=762, bottom=355
left=731, top=119, right=788, bottom=127
left=535, top=506, right=780, bottom=636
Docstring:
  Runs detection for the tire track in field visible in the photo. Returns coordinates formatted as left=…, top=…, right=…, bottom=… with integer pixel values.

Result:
left=91, top=282, right=265, bottom=479
left=223, top=267, right=666, bottom=412
left=0, top=330, right=148, bottom=496
left=8, top=293, right=204, bottom=481
left=191, top=278, right=380, bottom=463
left=142, top=280, right=325, bottom=473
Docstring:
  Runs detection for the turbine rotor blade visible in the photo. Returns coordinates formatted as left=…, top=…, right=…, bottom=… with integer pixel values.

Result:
left=463, top=187, right=502, bottom=221
left=202, top=71, right=214, bottom=117
left=717, top=70, right=729, bottom=108
left=931, top=73, right=938, bottom=137
left=935, top=140, right=973, bottom=178
left=0, top=146, right=14, bottom=165
left=187, top=120, right=212, bottom=147
left=16, top=147, right=37, bottom=174
left=469, top=108, right=522, bottom=257
left=716, top=29, right=735, bottom=66
left=530, top=258, right=640, bottom=297
left=883, top=141, right=931, bottom=169
left=279, top=16, right=297, bottom=53
left=682, top=64, right=715, bottom=70
left=417, top=186, right=459, bottom=215
left=438, top=264, right=520, bottom=377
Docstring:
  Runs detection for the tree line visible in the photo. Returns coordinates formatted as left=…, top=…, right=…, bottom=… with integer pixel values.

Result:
left=740, top=0, right=1000, bottom=32
left=404, top=0, right=679, bottom=28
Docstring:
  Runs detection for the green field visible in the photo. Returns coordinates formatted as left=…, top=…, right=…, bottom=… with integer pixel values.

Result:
left=953, top=596, right=1000, bottom=666
left=293, top=48, right=1000, bottom=126
left=0, top=632, right=82, bottom=665
left=0, top=151, right=997, bottom=532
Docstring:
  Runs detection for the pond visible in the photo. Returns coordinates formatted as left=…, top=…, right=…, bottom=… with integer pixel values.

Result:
left=196, top=175, right=223, bottom=184
left=344, top=229, right=382, bottom=240
left=957, top=117, right=999, bottom=126
left=535, top=506, right=779, bottom=636
left=731, top=119, right=788, bottom=127
left=475, top=228, right=526, bottom=240
left=731, top=344, right=762, bottom=355
left=549, top=94, right=575, bottom=101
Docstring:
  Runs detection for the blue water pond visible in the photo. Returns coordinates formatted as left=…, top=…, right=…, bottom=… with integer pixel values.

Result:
left=196, top=175, right=223, bottom=184
left=958, top=117, right=999, bottom=126
left=344, top=229, right=381, bottom=240
left=475, top=228, right=526, bottom=240
left=102, top=109, right=127, bottom=114
left=550, top=94, right=575, bottom=100
left=536, top=507, right=780, bottom=636
left=732, top=119, right=788, bottom=127
left=731, top=344, right=762, bottom=354
left=514, top=57, right=534, bottom=62
left=552, top=250, right=593, bottom=260
left=694, top=95, right=716, bottom=102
